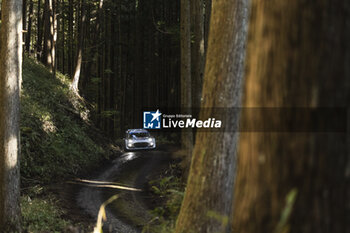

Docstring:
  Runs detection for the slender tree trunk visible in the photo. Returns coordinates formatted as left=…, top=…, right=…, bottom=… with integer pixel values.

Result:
left=0, top=0, right=22, bottom=231
left=134, top=0, right=144, bottom=128
left=233, top=1, right=350, bottom=233
left=104, top=7, right=111, bottom=133
left=117, top=0, right=122, bottom=136
left=42, top=0, right=49, bottom=64
left=71, top=0, right=85, bottom=93
left=96, top=0, right=104, bottom=129
left=204, top=0, right=211, bottom=53
left=191, top=0, right=205, bottom=113
left=55, top=0, right=60, bottom=71
left=42, top=0, right=54, bottom=70
left=68, top=0, right=73, bottom=77
left=81, top=1, right=90, bottom=90
left=51, top=0, right=57, bottom=76
left=25, top=0, right=33, bottom=53
left=22, top=0, right=27, bottom=44
left=61, top=7, right=65, bottom=74
left=36, top=0, right=43, bottom=60
left=174, top=0, right=249, bottom=232
left=93, top=0, right=103, bottom=127
left=180, top=0, right=193, bottom=157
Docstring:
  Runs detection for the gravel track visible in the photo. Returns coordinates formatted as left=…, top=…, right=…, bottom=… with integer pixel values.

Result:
left=77, top=150, right=171, bottom=233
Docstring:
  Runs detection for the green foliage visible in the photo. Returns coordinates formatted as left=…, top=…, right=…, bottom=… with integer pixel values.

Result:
left=104, top=69, right=113, bottom=74
left=206, top=211, right=229, bottom=228
left=101, top=110, right=118, bottom=118
left=143, top=163, right=185, bottom=233
left=21, top=195, right=70, bottom=233
left=91, top=77, right=101, bottom=84
left=149, top=176, right=174, bottom=197
left=21, top=57, right=106, bottom=183
left=274, top=188, right=298, bottom=233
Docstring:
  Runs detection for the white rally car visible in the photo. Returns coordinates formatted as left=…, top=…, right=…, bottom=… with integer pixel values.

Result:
left=124, top=129, right=156, bottom=151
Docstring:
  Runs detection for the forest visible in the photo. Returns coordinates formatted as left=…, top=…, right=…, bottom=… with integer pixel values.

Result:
left=0, top=0, right=349, bottom=232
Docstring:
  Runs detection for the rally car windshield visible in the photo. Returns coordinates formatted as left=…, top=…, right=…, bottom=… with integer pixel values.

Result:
left=129, top=132, right=150, bottom=138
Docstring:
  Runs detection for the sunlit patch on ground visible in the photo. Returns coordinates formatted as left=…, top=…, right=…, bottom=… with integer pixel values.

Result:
left=70, top=178, right=142, bottom=192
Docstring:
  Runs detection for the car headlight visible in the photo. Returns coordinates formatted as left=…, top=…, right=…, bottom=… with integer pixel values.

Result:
left=127, top=139, right=133, bottom=147
left=127, top=139, right=134, bottom=146
left=148, top=138, right=153, bottom=142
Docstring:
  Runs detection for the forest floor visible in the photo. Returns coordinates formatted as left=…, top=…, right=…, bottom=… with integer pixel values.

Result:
left=75, top=147, right=185, bottom=233
left=20, top=57, right=185, bottom=233
left=21, top=57, right=120, bottom=232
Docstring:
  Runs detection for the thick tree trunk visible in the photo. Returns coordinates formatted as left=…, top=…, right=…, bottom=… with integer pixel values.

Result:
left=0, top=0, right=22, bottom=231
left=233, top=1, right=350, bottom=233
left=180, top=0, right=193, bottom=156
left=174, top=0, right=249, bottom=232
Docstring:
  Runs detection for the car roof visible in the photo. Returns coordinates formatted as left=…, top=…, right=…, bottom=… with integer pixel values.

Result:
left=126, top=129, right=149, bottom=134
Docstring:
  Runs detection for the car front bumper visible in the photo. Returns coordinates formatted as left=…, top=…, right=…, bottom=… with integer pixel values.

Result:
left=125, top=142, right=156, bottom=150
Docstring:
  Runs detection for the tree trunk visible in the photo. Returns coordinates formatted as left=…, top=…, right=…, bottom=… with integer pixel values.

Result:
left=174, top=0, right=249, bottom=232
left=0, top=0, right=22, bottom=231
left=42, top=0, right=54, bottom=71
left=61, top=5, right=65, bottom=74
left=36, top=0, right=43, bottom=60
left=191, top=0, right=205, bottom=113
left=233, top=1, right=350, bottom=233
left=25, top=0, right=33, bottom=53
left=134, top=0, right=144, bottom=128
left=22, top=0, right=27, bottom=42
left=68, top=0, right=73, bottom=77
left=51, top=0, right=57, bottom=76
left=204, top=0, right=211, bottom=53
left=42, top=0, right=49, bottom=64
left=180, top=0, right=193, bottom=156
left=71, top=0, right=85, bottom=93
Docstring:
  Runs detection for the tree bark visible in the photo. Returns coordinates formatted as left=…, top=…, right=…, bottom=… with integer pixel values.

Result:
left=180, top=0, right=193, bottom=156
left=36, top=0, right=43, bottom=60
left=25, top=0, right=33, bottom=53
left=0, top=0, right=22, bottom=230
left=22, top=0, right=27, bottom=41
left=71, top=0, right=85, bottom=93
left=42, top=0, right=54, bottom=72
left=61, top=4, right=65, bottom=74
left=68, top=0, right=73, bottom=77
left=191, top=0, right=205, bottom=112
left=233, top=1, right=350, bottom=233
left=174, top=0, right=249, bottom=232
left=52, top=0, right=57, bottom=76
left=204, top=0, right=211, bottom=54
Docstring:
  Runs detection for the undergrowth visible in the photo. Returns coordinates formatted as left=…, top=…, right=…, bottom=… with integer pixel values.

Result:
left=20, top=57, right=113, bottom=232
left=143, top=163, right=185, bottom=233
left=21, top=194, right=70, bottom=233
left=21, top=57, right=107, bottom=184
